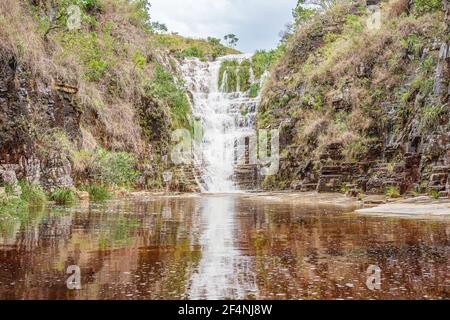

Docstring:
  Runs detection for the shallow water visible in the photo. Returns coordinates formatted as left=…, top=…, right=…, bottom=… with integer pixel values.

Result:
left=0, top=194, right=448, bottom=300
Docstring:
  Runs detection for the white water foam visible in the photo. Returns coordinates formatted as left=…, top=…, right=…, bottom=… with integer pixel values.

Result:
left=180, top=54, right=261, bottom=193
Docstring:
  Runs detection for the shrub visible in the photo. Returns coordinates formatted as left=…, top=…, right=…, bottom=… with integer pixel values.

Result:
left=421, top=105, right=444, bottom=131
left=252, top=49, right=281, bottom=80
left=249, top=83, right=260, bottom=98
left=74, top=148, right=140, bottom=189
left=181, top=46, right=204, bottom=59
left=400, top=34, right=422, bottom=57
left=93, top=149, right=139, bottom=188
left=18, top=181, right=47, bottom=206
left=345, top=15, right=363, bottom=34
left=61, top=30, right=116, bottom=81
left=385, top=186, right=401, bottom=198
left=51, top=188, right=77, bottom=205
left=146, top=63, right=192, bottom=129
left=413, top=0, right=442, bottom=15
left=0, top=195, right=27, bottom=215
left=80, top=184, right=111, bottom=201
left=429, top=189, right=440, bottom=199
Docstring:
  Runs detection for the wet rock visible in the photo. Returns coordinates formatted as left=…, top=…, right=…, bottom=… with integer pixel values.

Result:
left=233, top=164, right=259, bottom=190
left=41, top=155, right=74, bottom=191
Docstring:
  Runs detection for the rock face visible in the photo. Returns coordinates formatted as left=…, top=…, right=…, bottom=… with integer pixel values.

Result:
left=0, top=52, right=79, bottom=191
left=233, top=164, right=260, bottom=190
left=0, top=165, right=21, bottom=196
left=255, top=0, right=450, bottom=197
left=171, top=164, right=202, bottom=193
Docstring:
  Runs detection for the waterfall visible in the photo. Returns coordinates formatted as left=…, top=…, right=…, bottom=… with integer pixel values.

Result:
left=180, top=54, right=260, bottom=193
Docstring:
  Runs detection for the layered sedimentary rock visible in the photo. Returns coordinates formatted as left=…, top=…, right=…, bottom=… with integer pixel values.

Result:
left=256, top=0, right=449, bottom=197
left=0, top=53, right=80, bottom=191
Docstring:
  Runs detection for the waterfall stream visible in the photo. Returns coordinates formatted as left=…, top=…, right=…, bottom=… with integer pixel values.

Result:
left=180, top=54, right=261, bottom=193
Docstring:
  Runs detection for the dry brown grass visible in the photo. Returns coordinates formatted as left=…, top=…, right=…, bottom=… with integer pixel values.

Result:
left=0, top=0, right=53, bottom=80
left=260, top=0, right=444, bottom=164
left=0, top=0, right=175, bottom=181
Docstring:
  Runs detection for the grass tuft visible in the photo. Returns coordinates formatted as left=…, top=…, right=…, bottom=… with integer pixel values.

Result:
left=50, top=188, right=77, bottom=205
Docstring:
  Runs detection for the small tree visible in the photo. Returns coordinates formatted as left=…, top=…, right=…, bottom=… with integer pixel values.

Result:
left=207, top=37, right=222, bottom=46
left=224, top=34, right=239, bottom=48
left=207, top=37, right=225, bottom=60
left=292, top=0, right=317, bottom=26
left=151, top=21, right=168, bottom=34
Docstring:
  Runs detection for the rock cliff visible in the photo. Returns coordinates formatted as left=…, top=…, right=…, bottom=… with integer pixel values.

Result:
left=257, top=0, right=449, bottom=197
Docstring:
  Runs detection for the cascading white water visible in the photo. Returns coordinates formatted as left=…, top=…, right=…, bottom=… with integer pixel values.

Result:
left=180, top=54, right=261, bottom=193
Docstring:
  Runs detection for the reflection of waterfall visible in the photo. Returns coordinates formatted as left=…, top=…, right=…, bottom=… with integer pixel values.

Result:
left=180, top=54, right=260, bottom=193
left=188, top=196, right=257, bottom=299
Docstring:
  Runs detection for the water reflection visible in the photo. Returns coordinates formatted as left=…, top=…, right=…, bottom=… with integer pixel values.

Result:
left=189, top=196, right=257, bottom=299
left=0, top=194, right=448, bottom=300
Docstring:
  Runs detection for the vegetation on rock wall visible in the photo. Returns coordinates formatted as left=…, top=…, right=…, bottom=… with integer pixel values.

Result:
left=217, top=49, right=281, bottom=94
left=0, top=0, right=235, bottom=199
left=257, top=0, right=448, bottom=193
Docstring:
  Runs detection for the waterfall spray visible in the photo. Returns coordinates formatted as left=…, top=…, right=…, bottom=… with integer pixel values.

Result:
left=180, top=54, right=260, bottom=193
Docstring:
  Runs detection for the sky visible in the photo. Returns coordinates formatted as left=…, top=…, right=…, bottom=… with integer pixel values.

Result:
left=149, top=0, right=296, bottom=53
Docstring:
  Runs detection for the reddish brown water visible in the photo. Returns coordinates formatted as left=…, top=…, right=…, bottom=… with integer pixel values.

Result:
left=0, top=194, right=448, bottom=300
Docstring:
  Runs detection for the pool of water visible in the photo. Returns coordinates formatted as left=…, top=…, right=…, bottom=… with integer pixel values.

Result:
left=0, top=193, right=448, bottom=300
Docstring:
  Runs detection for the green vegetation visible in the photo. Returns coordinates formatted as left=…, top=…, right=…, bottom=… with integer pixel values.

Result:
left=224, top=34, right=239, bottom=48
left=292, top=0, right=317, bottom=27
left=413, top=0, right=442, bottom=15
left=240, top=105, right=249, bottom=116
left=400, top=34, right=422, bottom=58
left=218, top=59, right=239, bottom=92
left=146, top=62, right=192, bottom=130
left=237, top=59, right=251, bottom=92
left=18, top=181, right=47, bottom=206
left=148, top=34, right=240, bottom=61
left=82, top=148, right=140, bottom=188
left=217, top=50, right=281, bottom=94
left=429, top=189, right=440, bottom=199
left=60, top=29, right=116, bottom=81
left=0, top=195, right=26, bottom=215
left=73, top=145, right=141, bottom=190
left=1, top=0, right=217, bottom=193
left=50, top=188, right=77, bottom=205
left=421, top=105, right=445, bottom=131
left=0, top=181, right=47, bottom=216
left=385, top=186, right=401, bottom=198
left=252, top=49, right=282, bottom=80
left=256, top=0, right=446, bottom=190
left=79, top=184, right=111, bottom=201
left=249, top=83, right=260, bottom=98
left=180, top=46, right=204, bottom=59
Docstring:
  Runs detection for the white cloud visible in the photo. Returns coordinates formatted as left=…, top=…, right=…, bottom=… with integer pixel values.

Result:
left=149, top=0, right=295, bottom=53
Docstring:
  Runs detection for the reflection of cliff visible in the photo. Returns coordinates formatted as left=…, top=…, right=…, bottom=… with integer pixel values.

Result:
left=235, top=196, right=449, bottom=299
left=0, top=197, right=202, bottom=299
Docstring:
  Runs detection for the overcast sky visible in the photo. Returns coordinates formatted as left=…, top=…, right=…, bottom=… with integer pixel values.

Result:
left=149, top=0, right=296, bottom=53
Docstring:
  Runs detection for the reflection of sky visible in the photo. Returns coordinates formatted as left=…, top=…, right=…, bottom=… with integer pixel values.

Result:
left=150, top=0, right=296, bottom=53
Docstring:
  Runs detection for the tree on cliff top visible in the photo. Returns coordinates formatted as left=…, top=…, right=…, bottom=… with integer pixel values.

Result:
left=224, top=34, right=239, bottom=48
